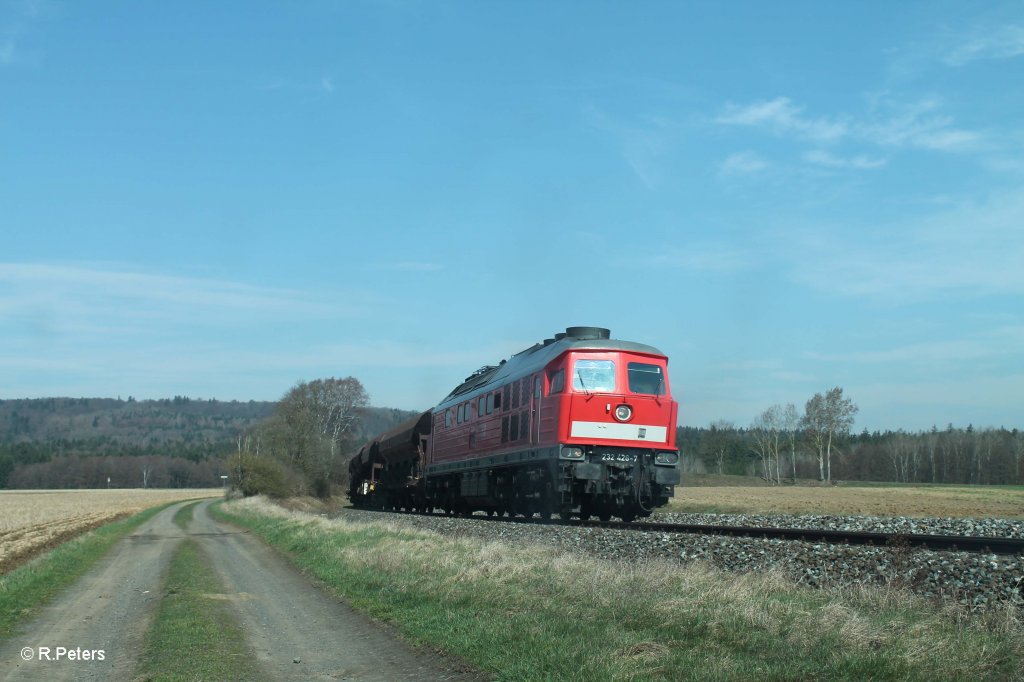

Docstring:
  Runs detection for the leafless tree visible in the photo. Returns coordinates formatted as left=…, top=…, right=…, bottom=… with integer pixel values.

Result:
left=277, top=377, right=369, bottom=496
left=751, top=406, right=783, bottom=484
left=781, top=403, right=800, bottom=483
left=802, top=387, right=858, bottom=483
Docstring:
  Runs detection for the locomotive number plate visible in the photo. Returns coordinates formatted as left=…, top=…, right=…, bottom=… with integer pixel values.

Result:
left=600, top=453, right=637, bottom=464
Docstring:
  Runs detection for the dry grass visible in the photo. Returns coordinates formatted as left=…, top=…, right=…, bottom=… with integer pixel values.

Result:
left=667, top=484, right=1024, bottom=518
left=0, top=489, right=221, bottom=572
left=222, top=497, right=1024, bottom=680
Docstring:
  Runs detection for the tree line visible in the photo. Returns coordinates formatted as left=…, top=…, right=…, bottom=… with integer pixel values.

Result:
left=7, top=454, right=227, bottom=489
left=4, top=382, right=1021, bottom=491
left=684, top=387, right=1024, bottom=485
left=0, top=388, right=414, bottom=490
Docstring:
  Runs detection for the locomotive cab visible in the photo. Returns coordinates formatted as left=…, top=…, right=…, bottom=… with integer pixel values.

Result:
left=547, top=349, right=680, bottom=522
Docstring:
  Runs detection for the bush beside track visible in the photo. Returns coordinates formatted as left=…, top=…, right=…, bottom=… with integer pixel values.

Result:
left=215, top=497, right=1023, bottom=681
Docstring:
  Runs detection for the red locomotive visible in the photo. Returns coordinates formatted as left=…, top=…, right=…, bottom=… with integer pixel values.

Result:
left=348, top=326, right=680, bottom=522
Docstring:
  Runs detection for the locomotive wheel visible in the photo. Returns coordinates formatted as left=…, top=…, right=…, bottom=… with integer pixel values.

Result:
left=598, top=510, right=612, bottom=523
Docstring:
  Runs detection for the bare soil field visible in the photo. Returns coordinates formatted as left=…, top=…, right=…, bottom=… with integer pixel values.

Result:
left=0, top=489, right=221, bottom=572
left=667, top=483, right=1024, bottom=519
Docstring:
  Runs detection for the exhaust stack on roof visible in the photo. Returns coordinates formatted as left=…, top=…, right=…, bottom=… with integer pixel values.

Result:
left=564, top=326, right=610, bottom=340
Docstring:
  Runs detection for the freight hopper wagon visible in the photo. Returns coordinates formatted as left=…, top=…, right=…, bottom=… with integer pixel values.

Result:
left=348, top=327, right=681, bottom=522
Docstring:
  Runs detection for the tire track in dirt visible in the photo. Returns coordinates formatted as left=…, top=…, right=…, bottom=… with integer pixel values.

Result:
left=188, top=500, right=482, bottom=681
left=0, top=501, right=187, bottom=681
left=1, top=500, right=485, bottom=681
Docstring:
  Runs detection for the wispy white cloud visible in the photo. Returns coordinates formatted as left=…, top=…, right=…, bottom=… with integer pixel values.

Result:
left=372, top=261, right=444, bottom=273
left=716, top=95, right=985, bottom=154
left=585, top=107, right=677, bottom=189
left=0, top=263, right=331, bottom=312
left=0, top=263, right=352, bottom=343
left=719, top=151, right=769, bottom=177
left=783, top=187, right=1024, bottom=301
left=805, top=328, right=1024, bottom=365
left=0, top=37, right=15, bottom=65
left=320, top=76, right=334, bottom=93
left=858, top=97, right=983, bottom=152
left=716, top=97, right=849, bottom=143
left=944, top=24, right=1024, bottom=66
left=803, top=150, right=887, bottom=170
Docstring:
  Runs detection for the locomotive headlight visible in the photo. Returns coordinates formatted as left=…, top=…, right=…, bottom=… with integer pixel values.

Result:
left=655, top=452, right=679, bottom=465
left=561, top=447, right=585, bottom=460
left=613, top=404, right=633, bottom=422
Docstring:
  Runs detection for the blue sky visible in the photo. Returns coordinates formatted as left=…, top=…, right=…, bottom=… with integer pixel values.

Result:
left=2, top=1, right=1022, bottom=432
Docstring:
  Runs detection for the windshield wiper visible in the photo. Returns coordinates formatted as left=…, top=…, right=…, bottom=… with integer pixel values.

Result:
left=576, top=371, right=592, bottom=399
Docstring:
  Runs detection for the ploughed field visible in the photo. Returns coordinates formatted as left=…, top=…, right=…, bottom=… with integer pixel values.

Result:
left=668, top=479, right=1024, bottom=519
left=0, top=489, right=221, bottom=572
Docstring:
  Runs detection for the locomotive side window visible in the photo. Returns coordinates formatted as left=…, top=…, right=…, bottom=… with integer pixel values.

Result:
left=549, top=368, right=564, bottom=394
left=534, top=376, right=541, bottom=399
left=628, top=362, right=666, bottom=395
left=486, top=393, right=494, bottom=414
left=573, top=359, right=616, bottom=393
left=494, top=390, right=502, bottom=410
left=478, top=396, right=485, bottom=417
left=457, top=404, right=464, bottom=423
left=445, top=410, right=452, bottom=427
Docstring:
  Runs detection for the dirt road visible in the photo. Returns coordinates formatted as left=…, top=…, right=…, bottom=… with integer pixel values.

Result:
left=0, top=500, right=483, bottom=681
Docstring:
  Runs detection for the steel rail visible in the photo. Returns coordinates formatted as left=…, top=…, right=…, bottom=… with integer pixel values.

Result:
left=589, top=520, right=1024, bottom=555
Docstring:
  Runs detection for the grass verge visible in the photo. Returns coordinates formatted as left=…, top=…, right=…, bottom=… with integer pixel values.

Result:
left=137, top=538, right=264, bottom=682
left=0, top=502, right=174, bottom=637
left=215, top=497, right=1023, bottom=681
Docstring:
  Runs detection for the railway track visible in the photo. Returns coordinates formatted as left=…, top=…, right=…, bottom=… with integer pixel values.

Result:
left=353, top=507, right=1024, bottom=555
left=598, top=519, right=1024, bottom=555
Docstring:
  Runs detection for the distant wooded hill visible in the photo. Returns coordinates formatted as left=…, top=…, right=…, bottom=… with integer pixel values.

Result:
left=0, top=397, right=419, bottom=488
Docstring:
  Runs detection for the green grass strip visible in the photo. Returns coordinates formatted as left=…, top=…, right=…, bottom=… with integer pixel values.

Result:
left=0, top=503, right=173, bottom=637
left=215, top=500, right=1024, bottom=682
left=138, top=538, right=265, bottom=682
left=172, top=500, right=199, bottom=530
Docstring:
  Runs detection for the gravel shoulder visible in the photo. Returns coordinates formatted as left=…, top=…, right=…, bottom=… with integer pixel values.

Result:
left=1, top=499, right=484, bottom=682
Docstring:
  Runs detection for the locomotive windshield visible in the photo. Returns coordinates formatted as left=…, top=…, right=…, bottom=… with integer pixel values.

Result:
left=628, top=362, right=666, bottom=395
left=572, top=359, right=616, bottom=392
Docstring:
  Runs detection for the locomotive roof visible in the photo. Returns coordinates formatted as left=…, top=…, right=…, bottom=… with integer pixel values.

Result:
left=438, top=327, right=665, bottom=407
